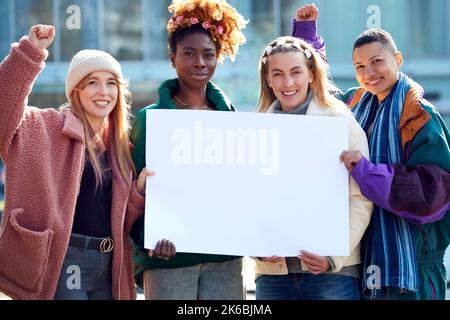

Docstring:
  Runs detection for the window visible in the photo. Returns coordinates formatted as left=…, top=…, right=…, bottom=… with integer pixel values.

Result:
left=226, top=0, right=275, bottom=64
left=249, top=0, right=276, bottom=49
left=281, top=0, right=303, bottom=37
left=104, top=0, right=143, bottom=60
left=59, top=0, right=99, bottom=61
left=14, top=0, right=54, bottom=60
left=144, top=0, right=171, bottom=60
left=408, top=0, right=449, bottom=58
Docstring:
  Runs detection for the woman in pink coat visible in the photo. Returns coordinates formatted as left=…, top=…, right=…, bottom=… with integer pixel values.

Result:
left=0, top=25, right=152, bottom=300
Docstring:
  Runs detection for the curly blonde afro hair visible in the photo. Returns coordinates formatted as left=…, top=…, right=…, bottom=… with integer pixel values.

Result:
left=167, top=0, right=247, bottom=63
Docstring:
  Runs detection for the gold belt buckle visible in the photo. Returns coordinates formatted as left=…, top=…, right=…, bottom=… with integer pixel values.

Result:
left=100, top=237, right=114, bottom=253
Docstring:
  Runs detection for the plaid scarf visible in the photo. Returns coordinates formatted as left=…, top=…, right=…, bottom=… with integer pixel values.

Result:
left=352, top=73, right=419, bottom=298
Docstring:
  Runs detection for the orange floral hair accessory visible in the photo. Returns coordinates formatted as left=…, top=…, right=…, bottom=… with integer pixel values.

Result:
left=168, top=15, right=224, bottom=40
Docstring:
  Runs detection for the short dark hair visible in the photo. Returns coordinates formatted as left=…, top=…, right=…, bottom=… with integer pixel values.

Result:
left=353, top=28, right=398, bottom=53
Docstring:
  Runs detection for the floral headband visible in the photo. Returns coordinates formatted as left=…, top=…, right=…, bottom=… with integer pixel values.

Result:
left=168, top=15, right=224, bottom=39
left=261, top=39, right=312, bottom=65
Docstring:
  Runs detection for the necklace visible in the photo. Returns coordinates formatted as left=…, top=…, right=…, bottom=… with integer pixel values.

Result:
left=174, top=95, right=210, bottom=110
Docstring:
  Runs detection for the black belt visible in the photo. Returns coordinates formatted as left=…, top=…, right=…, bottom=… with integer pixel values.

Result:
left=69, top=235, right=114, bottom=253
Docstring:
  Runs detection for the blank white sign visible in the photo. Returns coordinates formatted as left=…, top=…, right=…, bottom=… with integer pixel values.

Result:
left=144, top=109, right=349, bottom=257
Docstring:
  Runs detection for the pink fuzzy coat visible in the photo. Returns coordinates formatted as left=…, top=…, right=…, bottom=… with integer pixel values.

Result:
left=0, top=37, right=144, bottom=300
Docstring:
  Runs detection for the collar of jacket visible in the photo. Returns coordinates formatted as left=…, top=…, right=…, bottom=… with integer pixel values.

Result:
left=349, top=85, right=431, bottom=148
left=61, top=109, right=85, bottom=143
left=156, top=79, right=235, bottom=112
left=266, top=97, right=347, bottom=117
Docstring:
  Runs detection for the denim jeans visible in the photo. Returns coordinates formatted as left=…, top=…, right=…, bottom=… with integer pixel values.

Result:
left=255, top=273, right=361, bottom=300
left=143, top=258, right=244, bottom=300
left=362, top=286, right=418, bottom=300
left=54, top=234, right=113, bottom=300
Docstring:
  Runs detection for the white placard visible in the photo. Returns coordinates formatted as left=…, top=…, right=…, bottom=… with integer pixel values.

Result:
left=144, top=109, right=349, bottom=257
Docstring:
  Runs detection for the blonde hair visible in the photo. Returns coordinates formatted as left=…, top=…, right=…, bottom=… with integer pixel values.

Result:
left=257, top=36, right=344, bottom=113
left=64, top=74, right=135, bottom=189
left=167, top=0, right=247, bottom=63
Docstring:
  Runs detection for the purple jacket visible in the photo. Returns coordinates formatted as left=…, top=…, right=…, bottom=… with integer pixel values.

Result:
left=352, top=157, right=449, bottom=224
left=292, top=20, right=326, bottom=60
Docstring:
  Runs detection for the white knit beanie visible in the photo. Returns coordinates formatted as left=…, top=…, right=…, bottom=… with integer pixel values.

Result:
left=65, top=49, right=123, bottom=100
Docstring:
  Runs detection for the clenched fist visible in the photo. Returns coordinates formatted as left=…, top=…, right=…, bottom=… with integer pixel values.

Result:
left=28, top=25, right=55, bottom=51
left=340, top=150, right=363, bottom=173
left=296, top=3, right=319, bottom=21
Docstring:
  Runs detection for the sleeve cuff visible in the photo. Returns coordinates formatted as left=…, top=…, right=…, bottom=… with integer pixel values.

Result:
left=326, top=256, right=336, bottom=271
left=292, top=20, right=318, bottom=42
left=15, top=36, right=49, bottom=64
left=351, top=156, right=370, bottom=184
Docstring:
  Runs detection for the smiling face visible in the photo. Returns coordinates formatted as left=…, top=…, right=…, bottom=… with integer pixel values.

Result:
left=171, top=32, right=217, bottom=90
left=353, top=41, right=403, bottom=102
left=78, top=71, right=118, bottom=130
left=266, top=51, right=313, bottom=112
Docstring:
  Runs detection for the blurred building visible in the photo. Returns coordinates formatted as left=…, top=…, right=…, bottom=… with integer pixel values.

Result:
left=0, top=0, right=449, bottom=123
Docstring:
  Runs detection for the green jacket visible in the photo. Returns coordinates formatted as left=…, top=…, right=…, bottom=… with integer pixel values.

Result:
left=347, top=87, right=450, bottom=299
left=130, top=79, right=240, bottom=288
left=409, top=100, right=450, bottom=300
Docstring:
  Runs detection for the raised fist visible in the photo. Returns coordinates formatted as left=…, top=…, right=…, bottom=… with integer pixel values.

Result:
left=296, top=4, right=319, bottom=22
left=28, top=25, right=55, bottom=51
